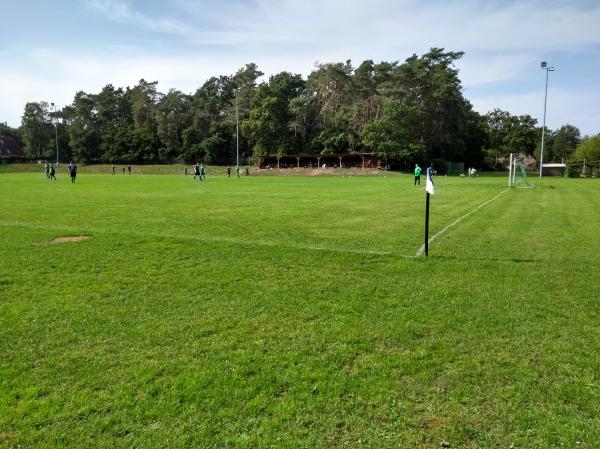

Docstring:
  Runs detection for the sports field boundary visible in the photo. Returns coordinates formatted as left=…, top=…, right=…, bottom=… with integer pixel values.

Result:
left=416, top=188, right=510, bottom=257
left=0, top=221, right=410, bottom=258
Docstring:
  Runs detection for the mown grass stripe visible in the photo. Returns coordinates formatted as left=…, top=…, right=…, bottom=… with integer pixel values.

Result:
left=416, top=187, right=509, bottom=256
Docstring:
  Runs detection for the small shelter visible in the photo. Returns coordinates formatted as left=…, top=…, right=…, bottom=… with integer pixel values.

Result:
left=0, top=136, right=25, bottom=162
left=542, top=163, right=566, bottom=176
left=256, top=153, right=384, bottom=169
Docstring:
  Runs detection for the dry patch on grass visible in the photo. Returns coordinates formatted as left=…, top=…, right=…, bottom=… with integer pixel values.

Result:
left=45, top=236, right=90, bottom=244
left=0, top=433, right=20, bottom=443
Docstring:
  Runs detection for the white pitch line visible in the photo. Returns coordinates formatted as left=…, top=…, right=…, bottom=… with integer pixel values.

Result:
left=416, top=188, right=509, bottom=257
left=0, top=221, right=399, bottom=257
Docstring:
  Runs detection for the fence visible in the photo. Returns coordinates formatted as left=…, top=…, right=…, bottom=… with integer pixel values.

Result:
left=566, top=160, right=600, bottom=178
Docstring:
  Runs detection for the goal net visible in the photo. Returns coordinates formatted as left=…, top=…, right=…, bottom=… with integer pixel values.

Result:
left=508, top=153, right=533, bottom=188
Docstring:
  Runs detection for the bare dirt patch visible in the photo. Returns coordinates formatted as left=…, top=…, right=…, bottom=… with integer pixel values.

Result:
left=45, top=236, right=90, bottom=244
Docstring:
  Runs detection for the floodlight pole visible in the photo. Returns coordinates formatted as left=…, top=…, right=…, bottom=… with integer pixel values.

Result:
left=539, top=62, right=554, bottom=179
left=51, top=102, right=59, bottom=165
left=235, top=89, right=239, bottom=175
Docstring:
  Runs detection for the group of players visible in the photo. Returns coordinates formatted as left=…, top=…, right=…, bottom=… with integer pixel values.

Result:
left=44, top=162, right=78, bottom=183
left=187, top=163, right=249, bottom=180
left=191, top=163, right=207, bottom=181
left=44, top=163, right=434, bottom=185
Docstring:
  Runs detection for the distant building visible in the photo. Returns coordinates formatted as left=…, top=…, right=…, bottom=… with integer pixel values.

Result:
left=542, top=163, right=566, bottom=176
left=0, top=135, right=26, bottom=162
left=256, top=153, right=384, bottom=169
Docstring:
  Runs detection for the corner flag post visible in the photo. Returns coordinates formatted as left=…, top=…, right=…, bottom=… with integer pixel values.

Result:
left=424, top=167, right=435, bottom=256
left=424, top=190, right=430, bottom=256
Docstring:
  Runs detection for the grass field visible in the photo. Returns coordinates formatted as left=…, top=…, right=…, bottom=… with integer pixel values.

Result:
left=1, top=171, right=599, bottom=448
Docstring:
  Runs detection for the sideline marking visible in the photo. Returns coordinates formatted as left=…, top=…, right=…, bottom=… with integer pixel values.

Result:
left=416, top=188, right=509, bottom=257
left=0, top=221, right=410, bottom=257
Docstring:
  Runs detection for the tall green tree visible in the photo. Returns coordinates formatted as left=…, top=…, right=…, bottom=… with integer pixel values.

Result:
left=486, top=109, right=538, bottom=165
left=192, top=76, right=234, bottom=135
left=305, top=61, right=356, bottom=153
left=288, top=92, right=319, bottom=152
left=393, top=48, right=471, bottom=161
left=362, top=98, right=425, bottom=161
left=231, top=63, right=264, bottom=162
left=243, top=72, right=305, bottom=156
left=572, top=134, right=600, bottom=161
left=67, top=92, right=101, bottom=162
left=20, top=102, right=55, bottom=159
left=156, top=90, right=192, bottom=162
left=200, top=122, right=236, bottom=165
left=126, top=79, right=161, bottom=162
left=127, top=79, right=161, bottom=129
left=460, top=110, right=490, bottom=167
left=506, top=114, right=538, bottom=155
left=96, top=84, right=135, bottom=162
left=0, top=122, right=21, bottom=141
left=552, top=124, right=581, bottom=162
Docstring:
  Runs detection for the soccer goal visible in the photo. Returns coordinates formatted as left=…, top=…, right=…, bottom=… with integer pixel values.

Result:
left=508, top=153, right=534, bottom=188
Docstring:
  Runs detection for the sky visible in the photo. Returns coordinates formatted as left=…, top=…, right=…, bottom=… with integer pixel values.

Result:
left=1, top=0, right=599, bottom=135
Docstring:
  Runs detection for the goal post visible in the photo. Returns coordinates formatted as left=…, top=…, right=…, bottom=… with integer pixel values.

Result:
left=509, top=153, right=534, bottom=188
left=508, top=153, right=513, bottom=187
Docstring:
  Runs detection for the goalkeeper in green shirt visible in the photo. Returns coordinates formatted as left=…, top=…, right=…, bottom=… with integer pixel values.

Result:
left=414, top=164, right=422, bottom=186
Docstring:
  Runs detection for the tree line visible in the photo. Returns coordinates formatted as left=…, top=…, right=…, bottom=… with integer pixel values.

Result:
left=6, top=48, right=591, bottom=167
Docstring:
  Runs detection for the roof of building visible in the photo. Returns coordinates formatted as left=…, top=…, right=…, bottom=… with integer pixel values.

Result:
left=0, top=135, right=25, bottom=158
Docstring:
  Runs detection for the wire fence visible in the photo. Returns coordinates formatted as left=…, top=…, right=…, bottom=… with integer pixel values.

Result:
left=566, top=160, right=600, bottom=178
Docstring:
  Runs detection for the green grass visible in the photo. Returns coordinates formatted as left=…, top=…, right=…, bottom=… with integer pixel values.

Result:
left=1, top=172, right=599, bottom=448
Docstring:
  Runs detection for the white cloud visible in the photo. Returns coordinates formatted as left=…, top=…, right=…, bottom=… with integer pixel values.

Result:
left=137, top=0, right=600, bottom=51
left=87, top=0, right=194, bottom=35
left=470, top=87, right=600, bottom=135
left=0, top=48, right=322, bottom=127
left=457, top=53, right=535, bottom=87
left=2, top=0, right=599, bottom=136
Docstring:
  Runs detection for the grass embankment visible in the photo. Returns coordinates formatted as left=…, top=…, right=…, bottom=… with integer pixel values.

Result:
left=1, top=174, right=599, bottom=448
left=0, top=163, right=401, bottom=177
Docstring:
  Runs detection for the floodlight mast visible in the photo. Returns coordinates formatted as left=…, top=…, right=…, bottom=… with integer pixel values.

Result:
left=235, top=89, right=239, bottom=174
left=51, top=102, right=59, bottom=165
left=539, top=62, right=555, bottom=179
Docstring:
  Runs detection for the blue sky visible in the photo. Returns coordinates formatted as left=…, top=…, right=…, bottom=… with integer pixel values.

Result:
left=1, top=0, right=599, bottom=135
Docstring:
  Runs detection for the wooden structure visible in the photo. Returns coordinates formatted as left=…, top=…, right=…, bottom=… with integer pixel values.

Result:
left=542, top=163, right=566, bottom=176
left=256, top=153, right=384, bottom=169
left=0, top=135, right=25, bottom=162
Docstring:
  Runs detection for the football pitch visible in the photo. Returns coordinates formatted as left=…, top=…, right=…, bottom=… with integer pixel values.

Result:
left=1, top=172, right=599, bottom=448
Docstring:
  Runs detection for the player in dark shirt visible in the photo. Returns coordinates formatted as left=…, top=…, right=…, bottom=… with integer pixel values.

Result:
left=193, top=163, right=201, bottom=181
left=69, top=163, right=77, bottom=183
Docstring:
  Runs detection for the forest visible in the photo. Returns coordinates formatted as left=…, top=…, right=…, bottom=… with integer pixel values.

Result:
left=5, top=48, right=586, bottom=167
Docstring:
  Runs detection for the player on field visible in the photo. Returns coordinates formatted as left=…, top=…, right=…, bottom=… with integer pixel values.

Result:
left=50, top=164, right=56, bottom=180
left=414, top=164, right=421, bottom=186
left=69, top=162, right=77, bottom=183
left=200, top=163, right=206, bottom=181
left=193, top=163, right=201, bottom=181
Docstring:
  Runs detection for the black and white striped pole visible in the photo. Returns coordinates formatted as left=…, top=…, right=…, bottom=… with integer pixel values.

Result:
left=423, top=167, right=435, bottom=257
